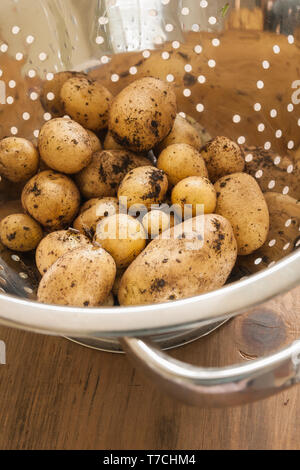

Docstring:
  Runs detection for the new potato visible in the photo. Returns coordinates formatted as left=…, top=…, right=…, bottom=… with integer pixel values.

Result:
left=73, top=197, right=119, bottom=236
left=118, top=214, right=237, bottom=305
left=0, top=213, right=43, bottom=252
left=156, top=114, right=203, bottom=153
left=215, top=173, right=269, bottom=255
left=38, top=246, right=116, bottom=307
left=171, top=176, right=217, bottom=217
left=0, top=137, right=39, bottom=183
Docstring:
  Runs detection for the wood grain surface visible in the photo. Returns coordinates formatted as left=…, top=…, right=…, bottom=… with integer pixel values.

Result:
left=0, top=286, right=299, bottom=450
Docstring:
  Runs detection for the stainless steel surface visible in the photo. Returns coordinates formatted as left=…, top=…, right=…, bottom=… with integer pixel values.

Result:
left=0, top=0, right=300, bottom=405
left=123, top=336, right=300, bottom=407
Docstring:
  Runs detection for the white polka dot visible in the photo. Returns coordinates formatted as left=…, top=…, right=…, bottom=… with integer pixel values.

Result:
left=26, top=35, right=35, bottom=44
left=273, top=45, right=280, bottom=54
left=111, top=74, right=119, bottom=82
left=270, top=109, right=277, bottom=118
left=208, top=16, right=217, bottom=25
left=233, top=114, right=241, bottom=123
left=257, top=80, right=264, bottom=89
left=10, top=127, right=18, bottom=135
left=172, top=41, right=180, bottom=49
left=183, top=89, right=191, bottom=97
left=197, top=75, right=206, bottom=84
left=237, top=136, right=246, bottom=145
left=96, top=36, right=104, bottom=44
left=262, top=60, right=270, bottom=69
left=0, top=44, right=8, bottom=53
left=275, top=129, right=282, bottom=138
left=12, top=26, right=20, bottom=35
left=166, top=74, right=174, bottom=82
left=30, top=92, right=38, bottom=100
left=196, top=103, right=204, bottom=112
left=165, top=24, right=174, bottom=32
left=161, top=51, right=169, bottom=60
left=208, top=59, right=216, bottom=68
left=8, top=80, right=16, bottom=88
left=184, top=64, right=192, bottom=72
left=22, top=112, right=30, bottom=121
left=194, top=45, right=202, bottom=54
left=129, top=66, right=137, bottom=75
left=39, top=52, right=47, bottom=61
left=254, top=103, right=261, bottom=111
left=16, top=52, right=23, bottom=61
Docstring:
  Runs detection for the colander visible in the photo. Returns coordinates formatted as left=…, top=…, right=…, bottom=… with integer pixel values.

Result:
left=0, top=0, right=300, bottom=407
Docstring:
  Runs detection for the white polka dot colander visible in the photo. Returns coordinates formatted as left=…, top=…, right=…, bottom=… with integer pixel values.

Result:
left=0, top=0, right=300, bottom=406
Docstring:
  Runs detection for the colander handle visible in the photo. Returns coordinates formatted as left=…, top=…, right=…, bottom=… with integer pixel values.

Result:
left=122, top=337, right=300, bottom=407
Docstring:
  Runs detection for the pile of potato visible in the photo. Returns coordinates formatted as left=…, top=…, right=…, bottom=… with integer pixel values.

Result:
left=0, top=74, right=272, bottom=307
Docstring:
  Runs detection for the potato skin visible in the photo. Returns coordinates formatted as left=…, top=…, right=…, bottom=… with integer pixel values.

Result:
left=86, top=130, right=102, bottom=153
left=40, top=71, right=86, bottom=117
left=215, top=173, right=269, bottom=255
left=0, top=213, right=43, bottom=252
left=38, top=118, right=93, bottom=174
left=21, top=170, right=81, bottom=231
left=156, top=114, right=203, bottom=153
left=171, top=176, right=217, bottom=217
left=37, top=246, right=116, bottom=307
left=35, top=229, right=91, bottom=275
left=118, top=166, right=168, bottom=209
left=142, top=210, right=171, bottom=238
left=103, top=131, right=124, bottom=151
left=76, top=150, right=149, bottom=199
left=118, top=214, right=237, bottom=305
left=73, top=197, right=119, bottom=236
left=94, top=213, right=146, bottom=269
left=157, top=143, right=208, bottom=186
left=109, top=77, right=177, bottom=152
left=0, top=137, right=39, bottom=183
left=60, top=77, right=113, bottom=131
left=200, top=136, right=244, bottom=182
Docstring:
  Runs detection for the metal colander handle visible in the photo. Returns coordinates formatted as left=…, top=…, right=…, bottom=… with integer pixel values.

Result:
left=122, top=336, right=300, bottom=407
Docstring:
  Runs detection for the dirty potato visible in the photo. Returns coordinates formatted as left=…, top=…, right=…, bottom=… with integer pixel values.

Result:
left=86, top=130, right=102, bottom=153
left=21, top=170, right=80, bottom=231
left=109, top=77, right=177, bottom=152
left=73, top=197, right=119, bottom=236
left=118, top=166, right=168, bottom=210
left=94, top=213, right=146, bottom=269
left=200, top=136, right=245, bottom=182
left=215, top=173, right=269, bottom=255
left=142, top=210, right=171, bottom=238
left=60, top=76, right=113, bottom=131
left=171, top=176, right=217, bottom=218
left=0, top=213, right=43, bottom=252
left=157, top=143, right=208, bottom=186
left=37, top=246, right=116, bottom=307
left=35, top=229, right=91, bottom=275
left=0, top=137, right=39, bottom=183
left=38, top=118, right=93, bottom=174
left=103, top=131, right=124, bottom=151
left=156, top=114, right=203, bottom=153
left=118, top=214, right=237, bottom=305
left=76, top=150, right=149, bottom=199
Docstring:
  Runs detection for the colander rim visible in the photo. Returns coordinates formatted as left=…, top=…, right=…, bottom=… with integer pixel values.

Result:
left=0, top=249, right=299, bottom=337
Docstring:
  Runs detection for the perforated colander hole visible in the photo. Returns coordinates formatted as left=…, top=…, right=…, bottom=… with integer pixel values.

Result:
left=254, top=103, right=261, bottom=111
left=237, top=136, right=246, bottom=145
left=287, top=141, right=294, bottom=150
left=47, top=92, right=55, bottom=101
left=197, top=75, right=206, bottom=84
left=268, top=180, right=276, bottom=189
left=270, top=109, right=277, bottom=118
left=285, top=219, right=292, bottom=227
left=254, top=258, right=262, bottom=265
left=0, top=44, right=8, bottom=53
left=142, top=50, right=150, bottom=58
left=245, top=154, right=253, bottom=162
left=288, top=35, right=295, bottom=44
left=16, top=52, right=23, bottom=61
left=255, top=170, right=263, bottom=179
left=274, top=156, right=281, bottom=165
left=26, top=35, right=35, bottom=44
left=95, top=36, right=104, bottom=45
left=111, top=74, right=119, bottom=82
left=208, top=59, right=216, bottom=68
left=183, top=89, right=191, bottom=97
left=273, top=45, right=280, bottom=54
left=268, top=261, right=276, bottom=268
left=10, top=127, right=18, bottom=135
left=178, top=112, right=186, bottom=118
left=264, top=141, right=271, bottom=150
left=11, top=254, right=20, bottom=262
left=172, top=41, right=180, bottom=49
left=184, top=64, right=192, bottom=72
left=262, top=60, right=270, bottom=69
left=208, top=16, right=217, bottom=25
left=0, top=277, right=7, bottom=286
left=6, top=97, right=14, bottom=105
left=212, top=38, right=220, bottom=47
left=269, top=239, right=276, bottom=247
left=283, top=243, right=291, bottom=251
left=24, top=287, right=33, bottom=295
left=233, top=115, right=241, bottom=123
left=192, top=24, right=200, bottom=32
left=30, top=92, right=39, bottom=101
left=8, top=80, right=16, bottom=89
left=0, top=288, right=6, bottom=294
left=200, top=0, right=208, bottom=7
left=33, top=130, right=40, bottom=138
left=282, top=186, right=290, bottom=195
left=287, top=103, right=294, bottom=112
left=257, top=80, right=264, bottom=89
left=43, top=113, right=52, bottom=121
left=166, top=74, right=174, bottom=82
left=39, top=52, right=47, bottom=62
left=12, top=26, right=20, bottom=35
left=19, top=272, right=28, bottom=280
left=196, top=103, right=204, bottom=113
left=165, top=24, right=174, bottom=32
left=194, top=45, right=202, bottom=54
left=22, top=112, right=30, bottom=121
left=275, top=130, right=282, bottom=138
left=46, top=73, right=54, bottom=81
left=28, top=69, right=36, bottom=78
left=258, top=123, right=265, bottom=132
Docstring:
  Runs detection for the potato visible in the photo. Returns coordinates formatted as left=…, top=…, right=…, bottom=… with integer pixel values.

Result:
left=142, top=210, right=171, bottom=238
left=101, top=293, right=115, bottom=306
left=37, top=246, right=116, bottom=307
left=0, top=213, right=43, bottom=252
left=109, top=77, right=177, bottom=152
left=184, top=114, right=212, bottom=146
left=0, top=137, right=39, bottom=183
left=60, top=76, right=113, bottom=131
left=244, top=146, right=300, bottom=200
left=73, top=197, right=119, bottom=237
left=118, top=214, right=237, bottom=305
left=171, top=176, right=217, bottom=218
left=215, top=173, right=269, bottom=255
left=157, top=143, right=208, bottom=186
left=118, top=166, right=168, bottom=210
left=21, top=170, right=80, bottom=230
left=94, top=213, right=146, bottom=269
left=103, top=131, right=124, bottom=151
left=200, top=136, right=244, bottom=182
left=112, top=269, right=125, bottom=297
left=155, top=114, right=203, bottom=153
left=76, top=150, right=149, bottom=199
left=87, top=130, right=102, bottom=153
left=231, top=192, right=300, bottom=278
left=38, top=118, right=93, bottom=174
left=40, top=71, right=87, bottom=117
left=35, top=229, right=91, bottom=275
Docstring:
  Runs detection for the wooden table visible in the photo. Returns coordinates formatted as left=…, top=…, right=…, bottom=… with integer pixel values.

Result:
left=0, top=286, right=299, bottom=450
